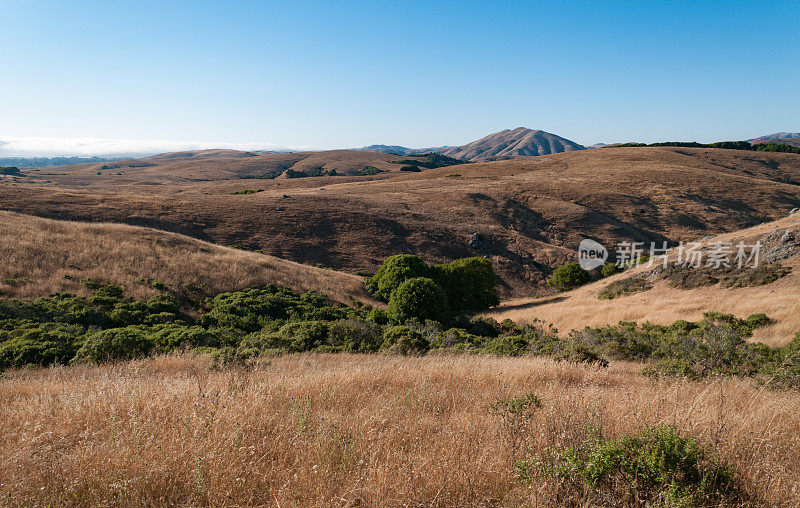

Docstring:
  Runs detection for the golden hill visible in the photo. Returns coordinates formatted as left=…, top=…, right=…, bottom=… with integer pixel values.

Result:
left=0, top=211, right=376, bottom=305
left=486, top=214, right=800, bottom=347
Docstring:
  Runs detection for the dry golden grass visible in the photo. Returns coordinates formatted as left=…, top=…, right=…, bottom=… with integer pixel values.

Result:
left=1, top=354, right=798, bottom=506
left=0, top=210, right=377, bottom=305
left=488, top=215, right=800, bottom=347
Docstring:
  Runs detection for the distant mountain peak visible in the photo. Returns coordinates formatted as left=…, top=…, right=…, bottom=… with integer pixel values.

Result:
left=748, top=132, right=800, bottom=141
left=440, top=127, right=585, bottom=162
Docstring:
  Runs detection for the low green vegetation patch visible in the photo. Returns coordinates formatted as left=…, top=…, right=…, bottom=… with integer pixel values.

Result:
left=546, top=263, right=591, bottom=292
left=354, top=166, right=384, bottom=176
left=399, top=165, right=421, bottom=172
left=597, top=274, right=652, bottom=299
left=391, top=152, right=469, bottom=169
left=0, top=166, right=21, bottom=175
left=659, top=263, right=790, bottom=289
left=230, top=188, right=264, bottom=195
left=286, top=166, right=337, bottom=178
left=612, top=140, right=800, bottom=154
left=519, top=424, right=745, bottom=506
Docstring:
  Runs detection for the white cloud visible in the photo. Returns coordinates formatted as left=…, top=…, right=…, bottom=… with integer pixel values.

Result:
left=0, top=136, right=307, bottom=157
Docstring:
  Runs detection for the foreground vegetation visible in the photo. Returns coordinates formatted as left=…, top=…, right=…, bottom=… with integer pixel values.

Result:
left=2, top=354, right=797, bottom=506
left=2, top=263, right=799, bottom=392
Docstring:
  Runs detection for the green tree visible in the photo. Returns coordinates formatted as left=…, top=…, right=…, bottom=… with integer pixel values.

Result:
left=546, top=263, right=591, bottom=291
left=433, top=257, right=499, bottom=312
left=369, top=254, right=430, bottom=301
left=387, top=277, right=449, bottom=323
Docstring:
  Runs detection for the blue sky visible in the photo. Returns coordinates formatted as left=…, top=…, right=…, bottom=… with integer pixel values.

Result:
left=1, top=0, right=798, bottom=155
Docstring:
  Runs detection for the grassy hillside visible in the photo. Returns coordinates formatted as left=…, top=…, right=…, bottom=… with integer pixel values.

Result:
left=487, top=214, right=800, bottom=347
left=3, top=146, right=800, bottom=296
left=0, top=211, right=375, bottom=305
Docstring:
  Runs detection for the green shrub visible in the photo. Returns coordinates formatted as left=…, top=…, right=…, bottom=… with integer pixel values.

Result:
left=531, top=424, right=743, bottom=506
left=433, top=257, right=500, bottom=312
left=0, top=166, right=20, bottom=175
left=399, top=165, right=421, bottom=172
left=483, top=335, right=529, bottom=356
left=354, top=166, right=383, bottom=176
left=0, top=324, right=78, bottom=368
left=278, top=321, right=329, bottom=352
left=600, top=263, right=619, bottom=278
left=75, top=326, right=155, bottom=363
left=387, top=277, right=449, bottom=323
left=466, top=316, right=501, bottom=338
left=381, top=325, right=429, bottom=355
left=597, top=275, right=652, bottom=299
left=429, top=327, right=485, bottom=350
left=369, top=254, right=430, bottom=301
left=365, top=308, right=389, bottom=325
left=326, top=319, right=382, bottom=352
left=545, top=263, right=591, bottom=291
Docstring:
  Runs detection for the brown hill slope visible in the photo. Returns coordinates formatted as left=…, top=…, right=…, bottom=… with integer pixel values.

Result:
left=486, top=214, right=800, bottom=347
left=14, top=149, right=440, bottom=191
left=2, top=147, right=800, bottom=297
left=441, top=127, right=585, bottom=161
left=0, top=211, right=376, bottom=305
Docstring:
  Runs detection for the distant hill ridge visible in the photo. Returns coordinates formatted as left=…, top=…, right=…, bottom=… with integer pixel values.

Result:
left=749, top=132, right=800, bottom=141
left=357, top=127, right=585, bottom=161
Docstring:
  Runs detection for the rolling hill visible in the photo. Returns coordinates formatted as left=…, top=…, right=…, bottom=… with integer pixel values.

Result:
left=2, top=146, right=800, bottom=298
left=486, top=213, right=800, bottom=347
left=0, top=210, right=376, bottom=305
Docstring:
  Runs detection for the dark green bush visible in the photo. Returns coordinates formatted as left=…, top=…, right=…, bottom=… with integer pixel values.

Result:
left=527, top=424, right=743, bottom=506
left=545, top=263, right=591, bottom=291
left=381, top=325, right=429, bottom=355
left=399, top=165, right=421, bottom=172
left=369, top=254, right=430, bottom=301
left=326, top=319, right=382, bottom=352
left=600, top=263, right=620, bottom=278
left=387, top=277, right=449, bottom=324
left=278, top=321, right=329, bottom=352
left=0, top=324, right=79, bottom=369
left=466, top=316, right=501, bottom=338
left=433, top=257, right=499, bottom=312
left=483, top=335, right=529, bottom=356
left=75, top=326, right=155, bottom=363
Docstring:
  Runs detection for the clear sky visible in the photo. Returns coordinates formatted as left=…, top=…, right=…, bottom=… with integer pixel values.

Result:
left=1, top=0, right=798, bottom=155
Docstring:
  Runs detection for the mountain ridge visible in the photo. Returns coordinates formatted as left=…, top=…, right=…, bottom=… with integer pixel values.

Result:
left=356, top=127, right=584, bottom=161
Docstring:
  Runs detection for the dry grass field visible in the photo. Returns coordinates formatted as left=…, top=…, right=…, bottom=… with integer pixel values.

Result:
left=487, top=214, right=800, bottom=347
left=3, top=147, right=800, bottom=296
left=1, top=353, right=799, bottom=506
left=0, top=210, right=375, bottom=305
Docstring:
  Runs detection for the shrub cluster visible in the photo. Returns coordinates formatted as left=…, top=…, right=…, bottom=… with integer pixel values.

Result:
left=611, top=140, right=800, bottom=154
left=366, top=255, right=500, bottom=322
left=520, top=424, right=745, bottom=506
left=545, top=263, right=590, bottom=291
left=1, top=265, right=797, bottom=393
left=391, top=153, right=469, bottom=169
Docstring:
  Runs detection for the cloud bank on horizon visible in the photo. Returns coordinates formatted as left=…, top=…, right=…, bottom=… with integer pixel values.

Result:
left=0, top=136, right=305, bottom=157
